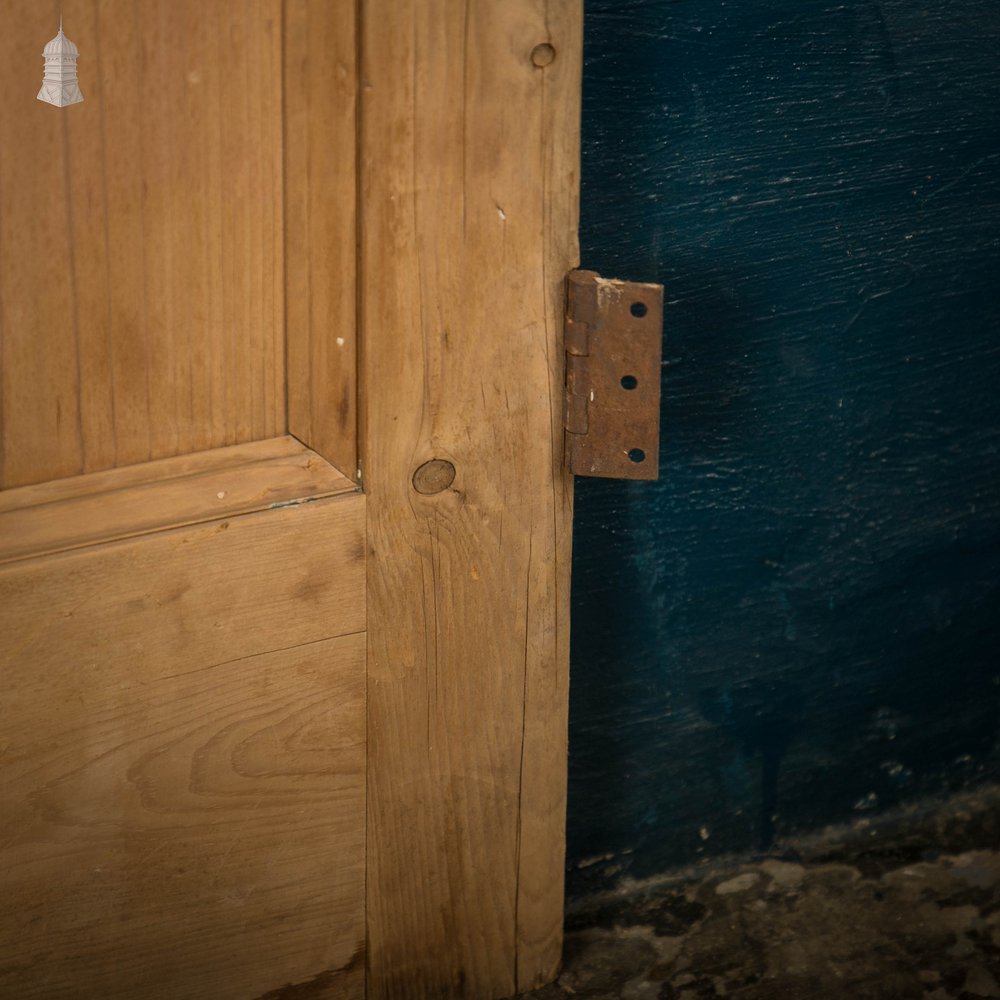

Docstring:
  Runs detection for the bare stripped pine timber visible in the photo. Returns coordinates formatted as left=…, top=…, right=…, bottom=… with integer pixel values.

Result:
left=515, top=6, right=583, bottom=986
left=0, top=3, right=83, bottom=486
left=0, top=495, right=366, bottom=999
left=0, top=2, right=285, bottom=489
left=61, top=1, right=115, bottom=474
left=0, top=436, right=314, bottom=513
left=0, top=436, right=357, bottom=565
left=89, top=0, right=152, bottom=467
left=360, top=1, right=580, bottom=996
left=285, top=0, right=359, bottom=480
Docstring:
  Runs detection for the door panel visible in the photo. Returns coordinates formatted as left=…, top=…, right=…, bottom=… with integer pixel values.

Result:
left=0, top=494, right=366, bottom=998
left=0, top=0, right=356, bottom=487
left=0, top=2, right=286, bottom=487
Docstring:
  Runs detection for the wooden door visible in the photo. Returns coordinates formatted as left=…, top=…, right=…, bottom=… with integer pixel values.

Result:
left=0, top=2, right=580, bottom=998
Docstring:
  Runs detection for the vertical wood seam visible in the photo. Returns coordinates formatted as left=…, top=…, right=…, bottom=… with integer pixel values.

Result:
left=513, top=522, right=534, bottom=988
left=354, top=0, right=365, bottom=484
left=281, top=0, right=291, bottom=440
left=136, top=0, right=153, bottom=463
left=354, top=1, right=370, bottom=992
left=0, top=124, right=5, bottom=482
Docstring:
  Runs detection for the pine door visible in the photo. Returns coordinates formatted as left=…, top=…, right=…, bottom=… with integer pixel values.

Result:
left=0, top=2, right=579, bottom=998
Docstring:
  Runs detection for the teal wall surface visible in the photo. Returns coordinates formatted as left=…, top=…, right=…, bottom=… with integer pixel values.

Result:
left=568, top=0, right=1000, bottom=895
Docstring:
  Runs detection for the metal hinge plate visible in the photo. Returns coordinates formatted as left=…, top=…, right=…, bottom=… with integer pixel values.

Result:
left=564, top=269, right=663, bottom=480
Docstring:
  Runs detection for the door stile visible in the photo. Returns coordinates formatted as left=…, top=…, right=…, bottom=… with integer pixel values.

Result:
left=359, top=1, right=581, bottom=996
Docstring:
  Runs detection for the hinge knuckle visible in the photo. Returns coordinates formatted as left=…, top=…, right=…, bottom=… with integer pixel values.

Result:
left=564, top=317, right=590, bottom=357
left=564, top=354, right=589, bottom=436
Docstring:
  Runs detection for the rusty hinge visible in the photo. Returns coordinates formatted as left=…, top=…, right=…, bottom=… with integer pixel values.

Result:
left=564, top=269, right=663, bottom=480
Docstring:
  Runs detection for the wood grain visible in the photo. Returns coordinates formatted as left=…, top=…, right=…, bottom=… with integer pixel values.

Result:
left=285, top=0, right=359, bottom=480
left=0, top=435, right=356, bottom=565
left=0, top=2, right=285, bottom=489
left=0, top=494, right=366, bottom=999
left=360, top=1, right=581, bottom=995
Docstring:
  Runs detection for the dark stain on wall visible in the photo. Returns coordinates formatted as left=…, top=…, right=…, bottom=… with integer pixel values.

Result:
left=568, top=0, right=1000, bottom=895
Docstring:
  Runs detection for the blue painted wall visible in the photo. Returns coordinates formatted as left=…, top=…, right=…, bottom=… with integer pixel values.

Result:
left=568, top=0, right=1000, bottom=895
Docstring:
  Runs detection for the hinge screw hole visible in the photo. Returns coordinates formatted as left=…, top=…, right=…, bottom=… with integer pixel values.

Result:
left=620, top=374, right=638, bottom=390
left=628, top=448, right=646, bottom=463
left=630, top=301, right=647, bottom=318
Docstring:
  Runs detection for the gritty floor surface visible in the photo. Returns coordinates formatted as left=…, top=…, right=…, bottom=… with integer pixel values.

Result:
left=516, top=791, right=1000, bottom=1000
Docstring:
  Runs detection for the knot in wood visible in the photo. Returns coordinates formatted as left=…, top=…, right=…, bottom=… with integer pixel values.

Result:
left=531, top=43, right=556, bottom=68
left=412, top=459, right=456, bottom=495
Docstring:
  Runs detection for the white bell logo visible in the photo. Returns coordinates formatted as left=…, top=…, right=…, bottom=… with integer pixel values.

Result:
left=38, top=18, right=84, bottom=108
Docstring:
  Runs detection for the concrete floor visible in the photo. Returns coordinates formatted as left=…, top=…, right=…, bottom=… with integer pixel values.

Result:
left=517, top=789, right=1000, bottom=1000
